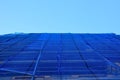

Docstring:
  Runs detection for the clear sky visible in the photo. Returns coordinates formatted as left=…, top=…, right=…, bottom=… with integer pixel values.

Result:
left=0, top=0, right=120, bottom=34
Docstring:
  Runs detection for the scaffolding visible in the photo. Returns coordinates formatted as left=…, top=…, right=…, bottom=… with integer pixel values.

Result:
left=0, top=33, right=120, bottom=80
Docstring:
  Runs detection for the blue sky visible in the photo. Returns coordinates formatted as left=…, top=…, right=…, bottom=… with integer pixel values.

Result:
left=0, top=0, right=120, bottom=34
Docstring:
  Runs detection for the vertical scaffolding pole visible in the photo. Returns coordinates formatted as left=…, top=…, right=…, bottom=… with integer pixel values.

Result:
left=57, top=34, right=63, bottom=80
left=31, top=34, right=50, bottom=80
left=70, top=33, right=98, bottom=79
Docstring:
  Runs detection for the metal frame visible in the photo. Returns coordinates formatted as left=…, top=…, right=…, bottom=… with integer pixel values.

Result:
left=0, top=33, right=120, bottom=80
left=31, top=34, right=50, bottom=80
